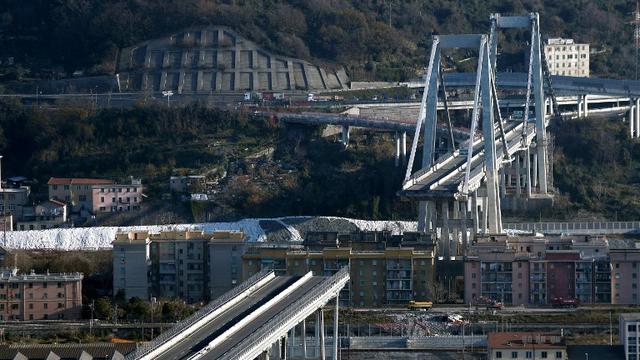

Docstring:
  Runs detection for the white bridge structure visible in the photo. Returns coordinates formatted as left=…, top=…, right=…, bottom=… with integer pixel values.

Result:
left=127, top=268, right=349, bottom=360
left=397, top=12, right=640, bottom=258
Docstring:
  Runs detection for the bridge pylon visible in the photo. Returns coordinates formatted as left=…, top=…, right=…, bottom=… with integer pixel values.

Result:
left=404, top=34, right=504, bottom=257
left=490, top=12, right=549, bottom=195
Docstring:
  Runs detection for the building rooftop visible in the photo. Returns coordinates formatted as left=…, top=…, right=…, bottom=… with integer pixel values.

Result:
left=620, top=313, right=640, bottom=322
left=47, top=177, right=114, bottom=186
left=0, top=268, right=83, bottom=282
left=0, top=343, right=136, bottom=360
left=488, top=332, right=565, bottom=350
left=546, top=38, right=588, bottom=46
left=113, top=230, right=245, bottom=244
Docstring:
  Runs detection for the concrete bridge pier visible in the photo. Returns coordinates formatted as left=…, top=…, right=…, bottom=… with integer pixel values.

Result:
left=631, top=102, right=636, bottom=138
left=401, top=131, right=407, bottom=162
left=515, top=154, right=522, bottom=199
left=577, top=94, right=589, bottom=118
left=340, top=125, right=350, bottom=148
left=532, top=151, right=538, bottom=188
left=634, top=98, right=640, bottom=139
left=394, top=132, right=401, bottom=167
left=525, top=148, right=532, bottom=197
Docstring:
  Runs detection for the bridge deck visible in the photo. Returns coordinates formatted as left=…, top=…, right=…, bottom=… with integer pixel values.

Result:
left=401, top=121, right=536, bottom=198
left=202, top=277, right=326, bottom=359
left=155, top=276, right=298, bottom=360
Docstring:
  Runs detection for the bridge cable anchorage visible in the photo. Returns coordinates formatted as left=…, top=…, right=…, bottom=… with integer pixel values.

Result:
left=439, top=59, right=456, bottom=152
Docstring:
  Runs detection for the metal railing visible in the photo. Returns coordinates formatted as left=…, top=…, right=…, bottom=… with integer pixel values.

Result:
left=219, top=266, right=350, bottom=360
left=506, top=221, right=640, bottom=234
left=127, top=268, right=273, bottom=360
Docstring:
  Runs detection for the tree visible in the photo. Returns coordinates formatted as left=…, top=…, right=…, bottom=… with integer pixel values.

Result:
left=94, top=297, right=113, bottom=321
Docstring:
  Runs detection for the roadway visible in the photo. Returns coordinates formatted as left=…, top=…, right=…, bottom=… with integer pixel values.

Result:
left=401, top=120, right=536, bottom=198
left=202, top=276, right=325, bottom=359
left=155, top=276, right=298, bottom=360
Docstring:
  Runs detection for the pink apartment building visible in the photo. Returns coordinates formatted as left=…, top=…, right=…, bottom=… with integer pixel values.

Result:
left=48, top=177, right=114, bottom=212
left=92, top=179, right=143, bottom=213
left=0, top=268, right=83, bottom=321
left=465, top=234, right=611, bottom=306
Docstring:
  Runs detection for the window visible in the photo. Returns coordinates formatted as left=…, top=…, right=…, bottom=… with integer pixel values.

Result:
left=512, top=351, right=518, bottom=358
left=101, top=197, right=104, bottom=203
left=28, top=283, right=32, bottom=288
left=496, top=351, right=503, bottom=358
left=11, top=304, right=18, bottom=310
left=29, top=303, right=33, bottom=309
left=78, top=195, right=87, bottom=202
left=556, top=351, right=562, bottom=359
left=57, top=282, right=62, bottom=288
left=112, top=197, right=116, bottom=203
left=63, top=185, right=69, bottom=190
left=58, top=303, right=63, bottom=308
left=44, top=303, right=48, bottom=309
left=43, top=282, right=47, bottom=288
left=541, top=351, right=547, bottom=358
left=526, top=351, right=532, bottom=359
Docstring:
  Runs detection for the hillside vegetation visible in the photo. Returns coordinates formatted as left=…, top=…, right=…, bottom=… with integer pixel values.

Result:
left=0, top=0, right=637, bottom=81
left=0, top=100, right=412, bottom=221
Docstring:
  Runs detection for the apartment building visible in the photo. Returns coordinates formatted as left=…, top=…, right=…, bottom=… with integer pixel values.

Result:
left=0, top=185, right=30, bottom=221
left=0, top=268, right=83, bottom=321
left=48, top=177, right=113, bottom=212
left=620, top=313, right=640, bottom=360
left=113, top=230, right=245, bottom=303
left=610, top=243, right=640, bottom=305
left=487, top=332, right=567, bottom=360
left=544, top=38, right=589, bottom=77
left=242, top=231, right=436, bottom=307
left=464, top=234, right=611, bottom=306
left=17, top=199, right=67, bottom=230
left=92, top=179, right=143, bottom=213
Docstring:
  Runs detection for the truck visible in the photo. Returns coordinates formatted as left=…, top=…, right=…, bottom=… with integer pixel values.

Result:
left=551, top=297, right=580, bottom=308
left=407, top=300, right=433, bottom=311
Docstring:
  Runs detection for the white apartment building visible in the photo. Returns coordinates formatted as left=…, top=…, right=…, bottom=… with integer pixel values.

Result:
left=544, top=38, right=589, bottom=77
left=621, top=313, right=640, bottom=360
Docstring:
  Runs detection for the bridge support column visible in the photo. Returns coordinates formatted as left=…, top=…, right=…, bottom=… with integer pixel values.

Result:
left=532, top=152, right=538, bottom=188
left=461, top=201, right=469, bottom=254
left=577, top=95, right=583, bottom=118
left=482, top=196, right=489, bottom=233
left=452, top=201, right=460, bottom=256
left=525, top=148, right=532, bottom=197
left=280, top=335, right=288, bottom=360
left=500, top=168, right=506, bottom=197
left=303, top=319, right=308, bottom=359
left=636, top=99, right=640, bottom=139
left=583, top=95, right=589, bottom=118
left=333, top=294, right=339, bottom=360
left=441, top=200, right=450, bottom=259
left=401, top=132, right=407, bottom=162
left=631, top=103, right=636, bottom=138
left=341, top=125, right=350, bottom=148
left=394, top=132, right=401, bottom=167
left=319, top=309, right=325, bottom=360
left=418, top=201, right=436, bottom=232
left=471, top=191, right=479, bottom=238
left=515, top=154, right=522, bottom=198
